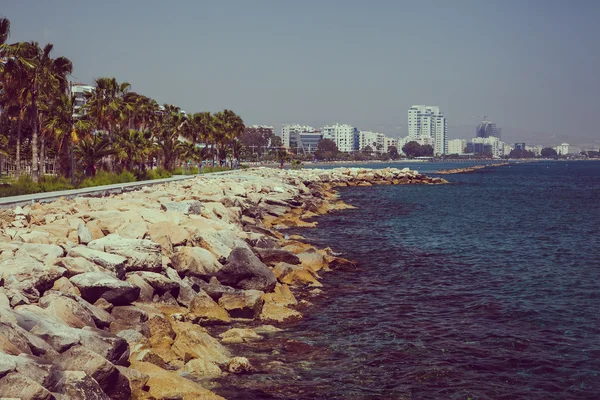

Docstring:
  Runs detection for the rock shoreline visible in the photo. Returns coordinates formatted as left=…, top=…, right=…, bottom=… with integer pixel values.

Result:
left=435, top=162, right=509, bottom=175
left=0, top=166, right=446, bottom=399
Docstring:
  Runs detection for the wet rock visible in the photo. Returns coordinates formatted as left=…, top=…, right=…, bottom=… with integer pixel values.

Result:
left=170, top=321, right=230, bottom=366
left=255, top=248, right=300, bottom=266
left=129, top=360, right=225, bottom=400
left=171, top=246, right=223, bottom=278
left=180, top=357, right=222, bottom=380
left=297, top=248, right=329, bottom=272
left=219, top=328, right=263, bottom=344
left=190, top=278, right=237, bottom=302
left=273, top=262, right=322, bottom=287
left=189, top=289, right=230, bottom=324
left=252, top=235, right=281, bottom=249
left=216, top=246, right=277, bottom=292
left=226, top=357, right=254, bottom=374
left=327, top=256, right=358, bottom=270
left=161, top=200, right=203, bottom=215
left=70, top=272, right=140, bottom=305
left=218, top=289, right=264, bottom=319
left=260, top=301, right=302, bottom=324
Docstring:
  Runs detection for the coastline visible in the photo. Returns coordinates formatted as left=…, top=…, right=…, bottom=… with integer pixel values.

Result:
left=0, top=167, right=446, bottom=399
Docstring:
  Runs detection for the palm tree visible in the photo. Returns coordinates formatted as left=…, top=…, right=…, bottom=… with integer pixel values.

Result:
left=1, top=41, right=72, bottom=180
left=212, top=109, right=245, bottom=166
left=231, top=138, right=244, bottom=167
left=154, top=105, right=187, bottom=170
left=75, top=133, right=115, bottom=176
left=114, top=129, right=152, bottom=171
left=0, top=17, right=10, bottom=45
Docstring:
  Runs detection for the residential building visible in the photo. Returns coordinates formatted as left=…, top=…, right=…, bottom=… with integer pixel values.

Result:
left=554, top=142, right=570, bottom=155
left=383, top=137, right=398, bottom=154
left=476, top=120, right=501, bottom=139
left=504, top=143, right=514, bottom=156
left=526, top=145, right=543, bottom=156
left=398, top=135, right=434, bottom=155
left=407, top=105, right=447, bottom=155
left=358, top=131, right=385, bottom=152
left=290, top=131, right=323, bottom=154
left=322, top=123, right=358, bottom=152
left=447, top=139, right=467, bottom=155
left=467, top=136, right=503, bottom=158
left=70, top=82, right=94, bottom=118
left=281, top=125, right=316, bottom=148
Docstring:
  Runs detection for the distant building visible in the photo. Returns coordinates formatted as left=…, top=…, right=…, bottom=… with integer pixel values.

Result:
left=322, top=123, right=358, bottom=152
left=526, top=145, right=542, bottom=156
left=358, top=131, right=385, bottom=152
left=554, top=142, right=570, bottom=155
left=70, top=82, right=94, bottom=118
left=467, top=136, right=504, bottom=158
left=447, top=139, right=467, bottom=155
left=290, top=131, right=323, bottom=154
left=281, top=125, right=316, bottom=148
left=515, top=143, right=526, bottom=151
left=398, top=135, right=434, bottom=155
left=407, top=105, right=447, bottom=155
left=476, top=120, right=501, bottom=139
left=383, top=137, right=398, bottom=154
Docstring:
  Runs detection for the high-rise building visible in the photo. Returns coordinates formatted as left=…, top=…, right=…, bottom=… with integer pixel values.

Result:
left=290, top=131, right=323, bottom=153
left=554, top=142, right=570, bottom=155
left=515, top=143, right=526, bottom=151
left=467, top=136, right=504, bottom=157
left=447, top=139, right=467, bottom=155
left=476, top=120, right=501, bottom=139
left=70, top=82, right=95, bottom=118
left=322, top=123, right=358, bottom=152
left=281, top=125, right=316, bottom=148
left=407, top=105, right=447, bottom=155
left=358, top=131, right=385, bottom=152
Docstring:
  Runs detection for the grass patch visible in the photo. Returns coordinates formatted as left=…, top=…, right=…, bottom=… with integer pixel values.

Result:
left=78, top=170, right=137, bottom=188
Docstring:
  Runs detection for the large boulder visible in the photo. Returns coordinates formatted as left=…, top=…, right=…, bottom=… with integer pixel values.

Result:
left=77, top=222, right=93, bottom=245
left=0, top=372, right=54, bottom=400
left=215, top=246, right=277, bottom=292
left=67, top=247, right=127, bottom=277
left=0, top=255, right=66, bottom=303
left=148, top=221, right=190, bottom=252
left=189, top=290, right=230, bottom=324
left=70, top=272, right=140, bottom=305
left=254, top=248, right=300, bottom=266
left=39, top=291, right=97, bottom=329
left=218, top=290, right=264, bottom=319
left=273, top=262, right=322, bottom=287
left=53, top=345, right=131, bottom=400
left=54, top=370, right=111, bottom=400
left=87, top=234, right=162, bottom=273
left=161, top=200, right=202, bottom=215
left=14, top=243, right=64, bottom=264
left=171, top=246, right=223, bottom=278
left=55, top=257, right=106, bottom=278
left=126, top=271, right=178, bottom=294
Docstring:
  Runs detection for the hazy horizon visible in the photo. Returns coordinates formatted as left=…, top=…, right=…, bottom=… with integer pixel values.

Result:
left=2, top=0, right=599, bottom=147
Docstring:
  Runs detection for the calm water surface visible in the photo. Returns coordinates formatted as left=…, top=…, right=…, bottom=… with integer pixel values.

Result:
left=220, top=161, right=600, bottom=399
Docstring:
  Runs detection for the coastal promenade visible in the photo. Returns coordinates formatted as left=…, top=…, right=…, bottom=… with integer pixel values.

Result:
left=0, top=167, right=445, bottom=399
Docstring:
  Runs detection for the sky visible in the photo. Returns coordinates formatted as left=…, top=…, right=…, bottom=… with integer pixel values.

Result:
left=2, top=0, right=600, bottom=146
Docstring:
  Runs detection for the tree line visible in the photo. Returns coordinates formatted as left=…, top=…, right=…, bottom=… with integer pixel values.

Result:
left=0, top=17, right=245, bottom=182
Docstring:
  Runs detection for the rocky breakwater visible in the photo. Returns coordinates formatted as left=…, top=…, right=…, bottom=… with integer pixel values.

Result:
left=0, top=166, right=444, bottom=399
left=435, top=162, right=510, bottom=175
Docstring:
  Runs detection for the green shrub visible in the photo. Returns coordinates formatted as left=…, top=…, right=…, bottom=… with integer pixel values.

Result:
left=38, top=176, right=74, bottom=192
left=240, top=164, right=250, bottom=169
left=0, top=175, right=42, bottom=197
left=78, top=170, right=137, bottom=188
left=144, top=167, right=172, bottom=180
left=203, top=166, right=230, bottom=174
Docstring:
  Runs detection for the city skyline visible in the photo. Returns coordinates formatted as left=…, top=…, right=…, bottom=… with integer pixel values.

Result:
left=2, top=0, right=599, bottom=148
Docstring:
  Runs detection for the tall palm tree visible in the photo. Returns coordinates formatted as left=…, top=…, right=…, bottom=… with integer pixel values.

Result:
left=154, top=105, right=187, bottom=170
left=212, top=109, right=245, bottom=166
left=0, top=17, right=10, bottom=45
left=1, top=41, right=72, bottom=180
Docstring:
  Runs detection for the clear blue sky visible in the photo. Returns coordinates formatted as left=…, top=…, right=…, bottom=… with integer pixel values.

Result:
left=2, top=0, right=599, bottom=146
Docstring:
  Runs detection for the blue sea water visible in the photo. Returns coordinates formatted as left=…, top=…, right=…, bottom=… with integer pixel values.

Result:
left=222, top=161, right=600, bottom=399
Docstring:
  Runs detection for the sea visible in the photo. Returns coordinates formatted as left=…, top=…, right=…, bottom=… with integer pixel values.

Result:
left=217, top=160, right=600, bottom=400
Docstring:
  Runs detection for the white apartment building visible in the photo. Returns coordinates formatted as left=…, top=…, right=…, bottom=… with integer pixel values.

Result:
left=467, top=136, right=504, bottom=158
left=503, top=143, right=514, bottom=156
left=70, top=83, right=95, bottom=118
left=447, top=139, right=467, bottom=155
left=526, top=145, right=543, bottom=156
left=397, top=135, right=434, bottom=155
left=281, top=125, right=316, bottom=148
left=554, top=142, right=570, bottom=155
left=407, top=105, right=447, bottom=155
left=383, top=137, right=398, bottom=153
left=322, top=123, right=358, bottom=152
left=358, top=131, right=385, bottom=152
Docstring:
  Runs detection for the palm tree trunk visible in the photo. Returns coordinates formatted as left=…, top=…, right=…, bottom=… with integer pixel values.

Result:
left=40, top=136, right=46, bottom=176
left=31, top=83, right=39, bottom=182
left=15, top=117, right=22, bottom=176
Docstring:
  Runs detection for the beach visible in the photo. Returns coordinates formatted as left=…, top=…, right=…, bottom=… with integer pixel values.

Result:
left=0, top=166, right=445, bottom=399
